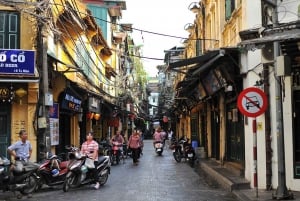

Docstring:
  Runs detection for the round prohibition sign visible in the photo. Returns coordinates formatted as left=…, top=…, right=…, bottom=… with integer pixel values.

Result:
left=237, top=87, right=268, bottom=117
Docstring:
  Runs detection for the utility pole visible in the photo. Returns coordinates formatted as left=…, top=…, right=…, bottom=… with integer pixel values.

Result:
left=271, top=0, right=293, bottom=199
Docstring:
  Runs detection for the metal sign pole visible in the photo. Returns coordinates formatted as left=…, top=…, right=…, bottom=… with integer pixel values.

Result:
left=253, top=118, right=258, bottom=198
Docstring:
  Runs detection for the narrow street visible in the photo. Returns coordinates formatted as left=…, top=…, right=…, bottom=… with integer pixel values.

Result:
left=0, top=140, right=239, bottom=201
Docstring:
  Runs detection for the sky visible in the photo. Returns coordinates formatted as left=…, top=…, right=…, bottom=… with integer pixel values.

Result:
left=120, top=0, right=197, bottom=77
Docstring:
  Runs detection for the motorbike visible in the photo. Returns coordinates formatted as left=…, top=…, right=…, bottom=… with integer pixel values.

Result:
left=171, top=138, right=196, bottom=167
left=0, top=155, right=39, bottom=198
left=36, top=152, right=69, bottom=191
left=154, top=141, right=164, bottom=156
left=63, top=146, right=111, bottom=192
left=111, top=141, right=123, bottom=165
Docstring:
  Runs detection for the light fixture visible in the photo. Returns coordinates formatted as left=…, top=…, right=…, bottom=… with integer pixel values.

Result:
left=15, top=87, right=27, bottom=104
left=188, top=2, right=200, bottom=13
left=184, top=23, right=195, bottom=33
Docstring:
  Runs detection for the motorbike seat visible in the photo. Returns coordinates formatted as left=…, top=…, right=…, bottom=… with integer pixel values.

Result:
left=97, top=156, right=107, bottom=164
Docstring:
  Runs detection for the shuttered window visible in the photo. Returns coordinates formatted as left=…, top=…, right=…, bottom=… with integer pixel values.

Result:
left=0, top=11, right=20, bottom=49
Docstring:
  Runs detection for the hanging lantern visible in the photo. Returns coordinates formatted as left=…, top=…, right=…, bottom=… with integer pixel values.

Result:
left=90, top=112, right=94, bottom=119
left=94, top=113, right=101, bottom=120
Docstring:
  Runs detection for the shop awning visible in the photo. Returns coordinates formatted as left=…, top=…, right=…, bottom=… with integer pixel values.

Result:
left=168, top=50, right=220, bottom=69
left=239, top=29, right=300, bottom=47
left=174, top=48, right=240, bottom=103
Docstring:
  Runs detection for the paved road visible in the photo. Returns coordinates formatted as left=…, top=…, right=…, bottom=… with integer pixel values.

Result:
left=0, top=140, right=238, bottom=201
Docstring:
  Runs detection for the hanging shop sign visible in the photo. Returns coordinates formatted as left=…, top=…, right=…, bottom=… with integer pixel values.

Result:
left=61, top=89, right=82, bottom=112
left=0, top=49, right=35, bottom=75
left=88, top=97, right=100, bottom=113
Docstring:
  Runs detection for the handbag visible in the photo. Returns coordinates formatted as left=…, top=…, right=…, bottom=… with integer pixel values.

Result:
left=85, top=157, right=95, bottom=169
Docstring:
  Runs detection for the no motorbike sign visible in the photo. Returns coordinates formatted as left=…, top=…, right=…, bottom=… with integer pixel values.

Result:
left=237, top=87, right=268, bottom=117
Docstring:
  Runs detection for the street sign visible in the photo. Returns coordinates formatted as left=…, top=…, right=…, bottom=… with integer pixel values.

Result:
left=237, top=87, right=268, bottom=117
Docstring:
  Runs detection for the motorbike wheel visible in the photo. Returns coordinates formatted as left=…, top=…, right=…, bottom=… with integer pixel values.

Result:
left=35, top=176, right=45, bottom=191
left=189, top=158, right=195, bottom=167
left=63, top=172, right=79, bottom=192
left=98, top=171, right=109, bottom=186
left=173, top=151, right=182, bottom=163
left=20, top=174, right=38, bottom=195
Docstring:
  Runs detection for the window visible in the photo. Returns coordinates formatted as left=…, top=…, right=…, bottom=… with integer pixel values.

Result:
left=0, top=11, right=20, bottom=49
left=225, top=0, right=235, bottom=20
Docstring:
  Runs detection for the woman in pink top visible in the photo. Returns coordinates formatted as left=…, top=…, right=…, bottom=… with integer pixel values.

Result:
left=81, top=132, right=100, bottom=189
left=128, top=130, right=141, bottom=165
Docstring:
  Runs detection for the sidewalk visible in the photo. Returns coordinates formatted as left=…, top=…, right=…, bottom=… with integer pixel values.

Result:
left=197, top=159, right=300, bottom=201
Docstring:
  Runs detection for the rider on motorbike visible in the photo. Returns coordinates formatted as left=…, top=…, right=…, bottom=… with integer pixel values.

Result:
left=81, top=132, right=100, bottom=189
left=7, top=130, right=39, bottom=172
left=153, top=127, right=163, bottom=147
left=7, top=129, right=39, bottom=198
left=110, top=130, right=124, bottom=163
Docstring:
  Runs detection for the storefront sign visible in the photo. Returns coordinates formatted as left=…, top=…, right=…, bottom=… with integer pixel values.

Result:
left=61, top=90, right=82, bottom=112
left=0, top=49, right=35, bottom=75
left=88, top=97, right=100, bottom=113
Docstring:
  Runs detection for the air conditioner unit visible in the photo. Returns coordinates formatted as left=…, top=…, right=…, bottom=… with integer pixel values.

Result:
left=261, top=43, right=274, bottom=64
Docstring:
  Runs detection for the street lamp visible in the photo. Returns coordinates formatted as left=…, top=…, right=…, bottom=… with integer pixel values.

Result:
left=188, top=2, right=200, bottom=13
left=184, top=23, right=195, bottom=33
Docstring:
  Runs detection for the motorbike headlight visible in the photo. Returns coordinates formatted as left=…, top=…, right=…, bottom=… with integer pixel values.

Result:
left=70, top=160, right=82, bottom=170
left=75, top=152, right=82, bottom=159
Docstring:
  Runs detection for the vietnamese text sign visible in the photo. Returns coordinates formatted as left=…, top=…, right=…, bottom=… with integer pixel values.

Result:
left=0, top=49, right=35, bottom=75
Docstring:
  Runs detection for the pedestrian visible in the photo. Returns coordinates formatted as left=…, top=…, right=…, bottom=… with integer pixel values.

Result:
left=167, top=129, right=174, bottom=146
left=7, top=129, right=39, bottom=172
left=81, top=131, right=100, bottom=189
left=137, top=129, right=144, bottom=157
left=127, top=130, right=141, bottom=165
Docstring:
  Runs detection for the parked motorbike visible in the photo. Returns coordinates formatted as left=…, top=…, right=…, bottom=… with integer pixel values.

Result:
left=0, top=156, right=39, bottom=198
left=171, top=138, right=196, bottom=167
left=154, top=141, right=164, bottom=156
left=36, top=152, right=69, bottom=191
left=63, top=146, right=111, bottom=192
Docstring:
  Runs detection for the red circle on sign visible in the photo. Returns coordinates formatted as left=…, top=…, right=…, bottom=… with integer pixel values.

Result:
left=237, top=87, right=268, bottom=117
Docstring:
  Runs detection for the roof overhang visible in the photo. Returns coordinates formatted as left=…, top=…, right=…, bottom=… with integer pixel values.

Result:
left=239, top=29, right=300, bottom=49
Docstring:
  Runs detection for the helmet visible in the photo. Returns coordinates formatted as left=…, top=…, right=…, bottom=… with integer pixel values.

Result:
left=51, top=169, right=59, bottom=177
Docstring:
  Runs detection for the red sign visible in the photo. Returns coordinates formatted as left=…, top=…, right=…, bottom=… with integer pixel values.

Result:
left=237, top=87, right=268, bottom=117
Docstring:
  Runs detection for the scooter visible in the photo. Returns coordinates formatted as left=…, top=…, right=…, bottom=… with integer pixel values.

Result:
left=63, top=146, right=111, bottom=192
left=0, top=156, right=39, bottom=198
left=36, top=152, right=69, bottom=191
left=171, top=138, right=196, bottom=167
left=154, top=141, right=164, bottom=156
left=111, top=141, right=123, bottom=165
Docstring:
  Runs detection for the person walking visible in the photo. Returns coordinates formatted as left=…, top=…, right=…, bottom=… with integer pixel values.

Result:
left=137, top=129, right=144, bottom=157
left=127, top=130, right=141, bottom=165
left=81, top=132, right=100, bottom=189
left=167, top=129, right=174, bottom=147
